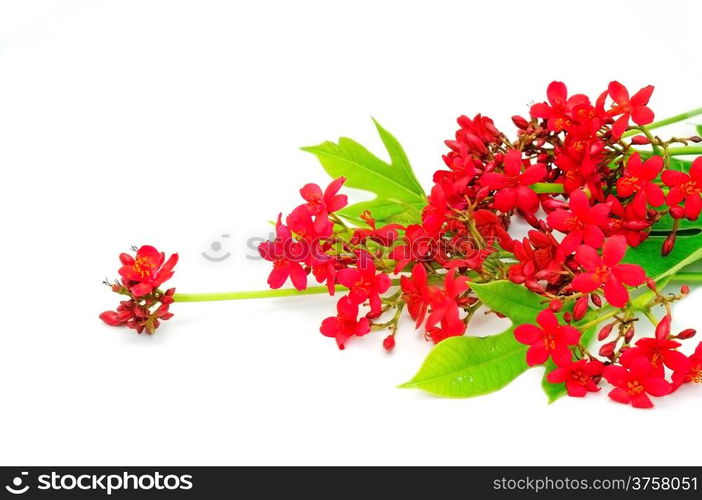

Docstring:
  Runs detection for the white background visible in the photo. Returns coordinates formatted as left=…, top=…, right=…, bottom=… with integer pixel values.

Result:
left=0, top=0, right=701, bottom=466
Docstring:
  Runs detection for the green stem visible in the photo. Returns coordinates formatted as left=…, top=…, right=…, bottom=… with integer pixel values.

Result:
left=622, top=107, right=702, bottom=138
left=532, top=182, right=564, bottom=194
left=173, top=279, right=402, bottom=302
left=578, top=307, right=618, bottom=331
left=667, top=146, right=702, bottom=156
left=671, top=272, right=702, bottom=283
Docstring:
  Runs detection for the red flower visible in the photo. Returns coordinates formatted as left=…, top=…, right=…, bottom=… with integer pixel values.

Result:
left=530, top=81, right=590, bottom=132
left=508, top=230, right=564, bottom=293
left=480, top=150, right=546, bottom=214
left=620, top=337, right=690, bottom=378
left=299, top=177, right=348, bottom=233
left=547, top=189, right=610, bottom=254
left=571, top=236, right=646, bottom=307
left=607, top=81, right=655, bottom=138
left=336, top=252, right=391, bottom=317
left=118, top=245, right=178, bottom=297
left=320, top=296, right=371, bottom=350
left=426, top=319, right=466, bottom=344
left=514, top=309, right=581, bottom=367
left=259, top=215, right=308, bottom=290
left=662, top=157, right=702, bottom=220
left=473, top=209, right=513, bottom=252
left=554, top=136, right=605, bottom=199
left=400, top=263, right=431, bottom=327
left=286, top=204, right=332, bottom=240
left=425, top=269, right=469, bottom=332
left=616, top=153, right=665, bottom=214
left=673, top=342, right=702, bottom=387
left=605, top=195, right=652, bottom=247
left=547, top=359, right=604, bottom=397
left=603, top=356, right=672, bottom=409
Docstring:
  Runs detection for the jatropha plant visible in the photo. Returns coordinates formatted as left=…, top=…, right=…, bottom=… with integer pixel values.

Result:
left=101, top=81, right=702, bottom=408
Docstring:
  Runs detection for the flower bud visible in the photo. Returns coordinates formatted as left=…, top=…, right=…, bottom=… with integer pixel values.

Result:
left=631, top=135, right=650, bottom=145
left=598, top=323, right=614, bottom=341
left=690, top=136, right=702, bottom=143
left=549, top=299, right=563, bottom=312
left=563, top=311, right=573, bottom=323
left=540, top=197, right=569, bottom=212
left=573, top=296, right=589, bottom=321
left=676, top=328, right=697, bottom=340
left=681, top=285, right=690, bottom=295
left=670, top=206, right=685, bottom=219
left=383, top=335, right=396, bottom=351
left=599, top=341, right=617, bottom=358
left=655, top=314, right=672, bottom=341
left=623, top=220, right=651, bottom=231
left=623, top=324, right=636, bottom=343
left=99, top=311, right=122, bottom=326
left=646, top=278, right=657, bottom=291
left=662, top=233, right=676, bottom=256
left=511, top=115, right=529, bottom=129
left=590, top=294, right=602, bottom=308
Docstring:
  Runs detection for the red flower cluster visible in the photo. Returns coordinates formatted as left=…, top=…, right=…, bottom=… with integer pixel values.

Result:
left=100, top=245, right=178, bottom=334
left=257, top=80, right=701, bottom=407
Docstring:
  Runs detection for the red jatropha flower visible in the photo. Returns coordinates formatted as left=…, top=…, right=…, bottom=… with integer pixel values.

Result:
left=299, top=177, right=348, bottom=233
left=425, top=269, right=469, bottom=335
left=508, top=230, right=565, bottom=293
left=426, top=319, right=466, bottom=345
left=619, top=314, right=690, bottom=377
left=336, top=252, right=391, bottom=318
left=571, top=236, right=646, bottom=307
left=259, top=215, right=308, bottom=290
left=472, top=209, right=513, bottom=252
left=286, top=204, right=332, bottom=240
left=479, top=150, right=546, bottom=214
left=605, top=195, right=652, bottom=247
left=662, top=157, right=702, bottom=220
left=514, top=309, right=581, bottom=367
left=530, top=81, right=590, bottom=132
left=673, top=342, right=702, bottom=387
left=620, top=337, right=690, bottom=378
left=607, top=81, right=655, bottom=138
left=320, top=296, right=371, bottom=350
left=118, top=245, right=179, bottom=297
left=603, top=356, right=672, bottom=409
left=547, top=359, right=604, bottom=397
left=546, top=189, right=610, bottom=254
left=616, top=153, right=665, bottom=214
left=400, top=263, right=431, bottom=327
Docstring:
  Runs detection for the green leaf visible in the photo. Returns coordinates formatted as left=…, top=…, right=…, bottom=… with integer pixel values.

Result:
left=400, top=281, right=544, bottom=398
left=623, top=230, right=702, bottom=281
left=470, top=281, right=547, bottom=325
left=696, top=124, right=702, bottom=137
left=301, top=120, right=425, bottom=206
left=371, top=118, right=424, bottom=196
